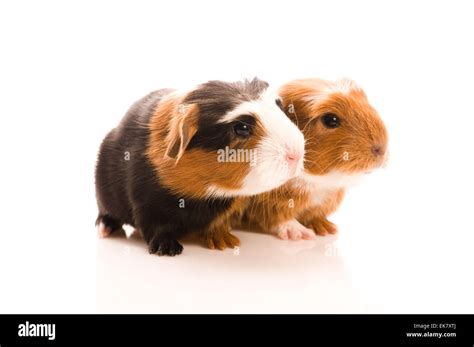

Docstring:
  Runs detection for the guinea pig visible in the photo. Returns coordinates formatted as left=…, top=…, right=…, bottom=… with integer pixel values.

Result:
left=239, top=78, right=388, bottom=240
left=95, top=78, right=305, bottom=255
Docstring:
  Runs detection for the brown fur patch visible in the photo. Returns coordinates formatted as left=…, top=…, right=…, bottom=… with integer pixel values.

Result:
left=297, top=189, right=345, bottom=235
left=236, top=78, right=388, bottom=236
left=164, top=104, right=199, bottom=161
left=146, top=93, right=263, bottom=199
left=281, top=79, right=388, bottom=175
left=238, top=182, right=311, bottom=231
left=204, top=197, right=246, bottom=249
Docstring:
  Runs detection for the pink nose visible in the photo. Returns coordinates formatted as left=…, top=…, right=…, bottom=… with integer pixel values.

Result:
left=286, top=152, right=301, bottom=164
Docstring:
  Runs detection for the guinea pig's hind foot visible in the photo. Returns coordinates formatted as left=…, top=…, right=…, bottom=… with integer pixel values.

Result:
left=148, top=236, right=183, bottom=256
left=271, top=219, right=316, bottom=241
left=96, top=214, right=122, bottom=238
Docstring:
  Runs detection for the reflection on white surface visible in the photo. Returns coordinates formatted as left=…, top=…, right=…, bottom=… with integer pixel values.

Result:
left=96, top=230, right=363, bottom=313
left=96, top=164, right=474, bottom=314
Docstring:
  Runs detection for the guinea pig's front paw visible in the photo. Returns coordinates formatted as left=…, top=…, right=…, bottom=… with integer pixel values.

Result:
left=206, top=230, right=241, bottom=250
left=305, top=217, right=337, bottom=236
left=148, top=237, right=183, bottom=256
left=271, top=219, right=316, bottom=241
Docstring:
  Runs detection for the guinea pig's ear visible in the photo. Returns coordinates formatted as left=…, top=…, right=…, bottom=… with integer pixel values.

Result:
left=165, top=104, right=198, bottom=163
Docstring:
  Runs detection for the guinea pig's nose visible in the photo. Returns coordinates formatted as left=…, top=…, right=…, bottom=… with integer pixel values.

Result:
left=371, top=144, right=385, bottom=157
left=286, top=151, right=302, bottom=164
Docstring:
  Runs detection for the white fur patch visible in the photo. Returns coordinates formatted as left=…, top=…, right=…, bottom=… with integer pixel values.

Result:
left=292, top=170, right=365, bottom=206
left=299, top=170, right=364, bottom=189
left=332, top=78, right=360, bottom=94
left=209, top=90, right=305, bottom=197
left=303, top=78, right=360, bottom=106
left=122, top=224, right=136, bottom=238
left=218, top=90, right=303, bottom=150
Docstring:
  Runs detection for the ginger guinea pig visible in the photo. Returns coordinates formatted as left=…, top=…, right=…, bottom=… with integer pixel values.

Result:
left=95, top=78, right=305, bottom=255
left=239, top=78, right=388, bottom=240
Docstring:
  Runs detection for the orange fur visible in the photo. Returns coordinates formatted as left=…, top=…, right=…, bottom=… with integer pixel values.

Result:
left=297, top=189, right=345, bottom=235
left=237, top=78, right=388, bottom=237
left=240, top=182, right=311, bottom=230
left=146, top=93, right=263, bottom=199
left=146, top=92, right=264, bottom=249
left=281, top=79, right=387, bottom=175
left=205, top=197, right=247, bottom=249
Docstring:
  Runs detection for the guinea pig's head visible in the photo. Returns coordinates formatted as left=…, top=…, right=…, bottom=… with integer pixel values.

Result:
left=279, top=78, right=388, bottom=183
left=150, top=78, right=305, bottom=198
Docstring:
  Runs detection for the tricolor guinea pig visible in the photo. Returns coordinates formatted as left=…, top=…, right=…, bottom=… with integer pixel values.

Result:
left=239, top=78, right=388, bottom=240
left=95, top=78, right=305, bottom=255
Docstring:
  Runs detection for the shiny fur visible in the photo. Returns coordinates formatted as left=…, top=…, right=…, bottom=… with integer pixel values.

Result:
left=239, top=78, right=388, bottom=239
left=95, top=78, right=305, bottom=255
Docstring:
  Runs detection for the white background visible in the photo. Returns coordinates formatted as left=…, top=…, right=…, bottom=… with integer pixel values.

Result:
left=1, top=0, right=473, bottom=313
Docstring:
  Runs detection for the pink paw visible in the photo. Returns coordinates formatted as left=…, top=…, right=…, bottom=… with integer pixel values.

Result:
left=97, top=222, right=113, bottom=238
left=271, top=219, right=316, bottom=241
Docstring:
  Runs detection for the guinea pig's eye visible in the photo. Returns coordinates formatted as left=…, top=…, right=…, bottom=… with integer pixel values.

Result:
left=233, top=122, right=252, bottom=138
left=321, top=113, right=340, bottom=129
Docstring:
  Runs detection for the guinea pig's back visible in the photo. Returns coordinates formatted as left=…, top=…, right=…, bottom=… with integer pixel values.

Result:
left=95, top=89, right=175, bottom=225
